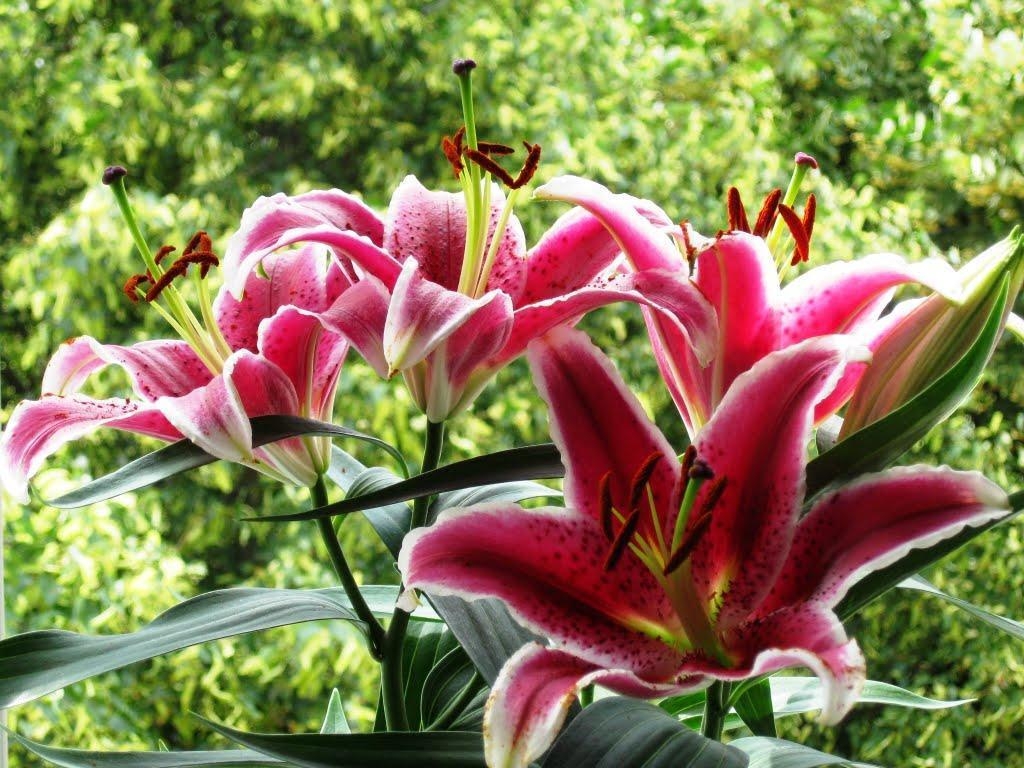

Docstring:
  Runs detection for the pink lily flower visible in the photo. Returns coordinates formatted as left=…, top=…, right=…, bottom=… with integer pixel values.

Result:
left=223, top=168, right=717, bottom=422
left=400, top=327, right=1007, bottom=768
left=1, top=239, right=352, bottom=503
left=535, top=175, right=962, bottom=436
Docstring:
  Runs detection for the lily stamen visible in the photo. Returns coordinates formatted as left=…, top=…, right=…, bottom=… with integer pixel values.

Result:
left=603, top=507, right=642, bottom=571
left=627, top=452, right=664, bottom=512
left=752, top=188, right=782, bottom=238
left=598, top=470, right=615, bottom=540
left=726, top=186, right=750, bottom=233
left=776, top=203, right=809, bottom=264
left=662, top=509, right=713, bottom=576
left=790, top=193, right=817, bottom=266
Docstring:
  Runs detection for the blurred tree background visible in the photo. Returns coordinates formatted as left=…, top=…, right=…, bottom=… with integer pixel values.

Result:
left=2, top=0, right=1023, bottom=765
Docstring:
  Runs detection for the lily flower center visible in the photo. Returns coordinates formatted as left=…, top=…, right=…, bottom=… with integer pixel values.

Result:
left=103, top=166, right=233, bottom=376
left=445, top=58, right=542, bottom=299
left=597, top=446, right=732, bottom=664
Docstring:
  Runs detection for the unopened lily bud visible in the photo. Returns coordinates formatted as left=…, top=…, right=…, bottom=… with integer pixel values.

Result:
left=840, top=229, right=1024, bottom=438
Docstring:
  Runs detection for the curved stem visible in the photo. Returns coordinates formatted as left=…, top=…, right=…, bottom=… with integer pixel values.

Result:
left=701, top=680, right=732, bottom=741
left=381, top=419, right=447, bottom=731
left=311, top=476, right=386, bottom=661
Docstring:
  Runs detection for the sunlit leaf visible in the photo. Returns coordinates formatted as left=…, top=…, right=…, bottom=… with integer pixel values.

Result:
left=899, top=575, right=1024, bottom=641
left=320, top=689, right=351, bottom=735
left=730, top=737, right=876, bottom=768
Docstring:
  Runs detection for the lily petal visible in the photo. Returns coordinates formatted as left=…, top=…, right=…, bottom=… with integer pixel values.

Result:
left=223, top=189, right=384, bottom=296
left=691, top=336, right=870, bottom=629
left=484, top=644, right=680, bottom=768
left=534, top=176, right=685, bottom=273
left=761, top=466, right=1009, bottom=613
left=400, top=505, right=682, bottom=678
left=0, top=396, right=180, bottom=503
left=319, top=277, right=391, bottom=378
left=384, top=259, right=513, bottom=374
left=527, top=326, right=682, bottom=544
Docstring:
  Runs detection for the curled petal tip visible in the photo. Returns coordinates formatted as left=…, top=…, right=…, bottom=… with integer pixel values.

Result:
left=102, top=165, right=128, bottom=185
left=794, top=152, right=819, bottom=170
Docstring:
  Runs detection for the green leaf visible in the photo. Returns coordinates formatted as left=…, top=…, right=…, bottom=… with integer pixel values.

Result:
left=327, top=448, right=410, bottom=557
left=5, top=730, right=283, bottom=767
left=899, top=575, right=1024, bottom=641
left=732, top=678, right=776, bottom=737
left=542, top=697, right=748, bottom=767
left=199, top=717, right=485, bottom=768
left=730, top=737, right=876, bottom=767
left=249, top=444, right=564, bottom=523
left=0, top=586, right=408, bottom=709
left=657, top=690, right=707, bottom=720
left=771, top=677, right=972, bottom=716
left=320, top=689, right=351, bottom=735
left=431, top=480, right=561, bottom=521
left=806, top=282, right=1007, bottom=499
left=48, top=415, right=407, bottom=508
left=420, top=646, right=486, bottom=731
left=836, top=503, right=1022, bottom=620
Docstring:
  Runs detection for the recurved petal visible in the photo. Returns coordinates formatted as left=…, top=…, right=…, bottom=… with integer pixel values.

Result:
left=761, top=466, right=1009, bottom=613
left=527, top=326, right=681, bottom=543
left=383, top=259, right=513, bottom=374
left=777, top=254, right=960, bottom=348
left=400, top=505, right=682, bottom=679
left=223, top=189, right=384, bottom=294
left=691, top=336, right=869, bottom=630
left=484, top=644, right=680, bottom=768
left=42, top=337, right=213, bottom=402
left=319, top=277, right=391, bottom=378
left=534, top=176, right=685, bottom=273
left=719, top=604, right=865, bottom=725
left=0, top=395, right=180, bottom=503
left=691, top=233, right=782, bottom=404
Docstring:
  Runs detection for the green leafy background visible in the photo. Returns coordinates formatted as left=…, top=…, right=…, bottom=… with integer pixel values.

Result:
left=2, top=1, right=1023, bottom=765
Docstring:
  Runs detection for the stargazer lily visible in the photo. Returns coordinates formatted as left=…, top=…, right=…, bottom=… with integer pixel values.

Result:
left=535, top=163, right=962, bottom=436
left=221, top=60, right=716, bottom=421
left=400, top=327, right=1008, bottom=768
left=1, top=169, right=353, bottom=502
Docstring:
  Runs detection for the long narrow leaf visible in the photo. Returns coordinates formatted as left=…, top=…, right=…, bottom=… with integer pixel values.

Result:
left=249, top=444, right=564, bottom=524
left=0, top=586, right=408, bottom=710
left=730, top=737, right=876, bottom=768
left=732, top=678, right=776, bottom=737
left=199, top=717, right=484, bottom=768
left=49, top=416, right=407, bottom=508
left=542, top=697, right=748, bottom=767
left=899, top=575, right=1024, bottom=641
left=5, top=731, right=282, bottom=768
left=806, top=284, right=1006, bottom=499
left=771, top=677, right=971, bottom=715
left=327, top=448, right=410, bottom=557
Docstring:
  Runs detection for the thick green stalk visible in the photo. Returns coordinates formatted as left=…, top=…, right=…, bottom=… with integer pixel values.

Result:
left=311, top=476, right=386, bottom=661
left=701, top=680, right=732, bottom=741
left=381, top=419, right=447, bottom=731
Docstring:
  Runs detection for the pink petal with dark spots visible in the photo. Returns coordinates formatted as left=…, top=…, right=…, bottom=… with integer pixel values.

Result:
left=0, top=395, right=181, bottom=503
left=534, top=176, right=686, bottom=273
left=690, top=336, right=868, bottom=629
left=215, top=244, right=352, bottom=353
left=400, top=505, right=682, bottom=679
left=320, top=277, right=391, bottom=379
left=223, top=189, right=384, bottom=295
left=760, top=466, right=1008, bottom=613
left=484, top=644, right=683, bottom=768
left=526, top=327, right=682, bottom=547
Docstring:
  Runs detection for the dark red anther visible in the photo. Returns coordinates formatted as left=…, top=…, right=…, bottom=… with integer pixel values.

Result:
left=663, top=509, right=713, bottom=576
left=776, top=203, right=809, bottom=264
left=752, top=188, right=782, bottom=239
left=172, top=252, right=220, bottom=278
left=697, top=476, right=727, bottom=519
left=442, top=129, right=465, bottom=178
left=603, top=508, right=642, bottom=572
left=726, top=187, right=750, bottom=234
left=123, top=273, right=152, bottom=303
left=789, top=193, right=817, bottom=266
left=144, top=261, right=188, bottom=302
left=511, top=142, right=542, bottom=189
left=679, top=445, right=697, bottom=481
left=477, top=141, right=515, bottom=156
left=153, top=245, right=176, bottom=266
left=627, top=451, right=663, bottom=513
left=598, top=471, right=615, bottom=540
left=464, top=148, right=516, bottom=186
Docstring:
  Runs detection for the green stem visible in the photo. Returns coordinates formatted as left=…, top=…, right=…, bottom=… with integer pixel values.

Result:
left=381, top=419, right=447, bottom=731
left=311, top=476, right=386, bottom=661
left=701, top=680, right=732, bottom=741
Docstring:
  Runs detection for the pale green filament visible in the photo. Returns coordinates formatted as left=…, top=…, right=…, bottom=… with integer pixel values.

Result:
left=769, top=158, right=815, bottom=274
